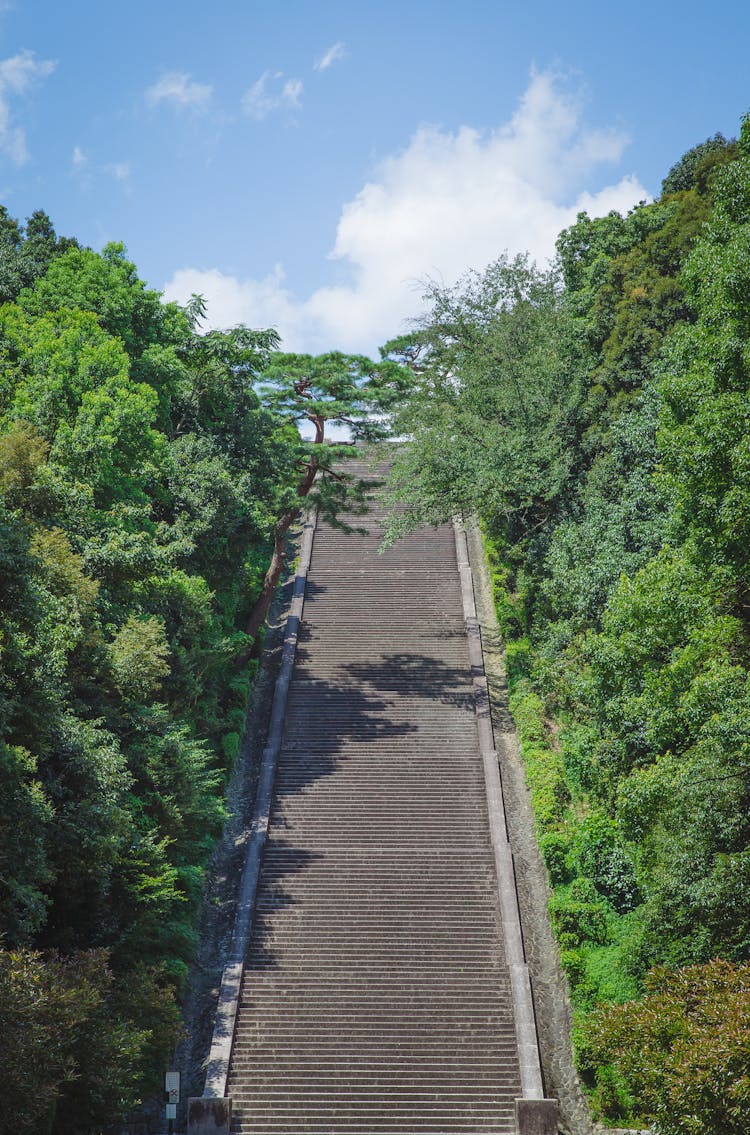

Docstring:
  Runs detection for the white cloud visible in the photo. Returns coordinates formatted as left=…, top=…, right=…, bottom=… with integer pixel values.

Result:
left=315, top=41, right=346, bottom=71
left=242, top=71, right=303, bottom=120
left=0, top=49, right=55, bottom=165
left=165, top=263, right=300, bottom=329
left=283, top=77, right=303, bottom=108
left=0, top=50, right=55, bottom=92
left=72, top=144, right=87, bottom=168
left=165, top=70, right=648, bottom=355
left=146, top=70, right=212, bottom=109
left=105, top=161, right=130, bottom=181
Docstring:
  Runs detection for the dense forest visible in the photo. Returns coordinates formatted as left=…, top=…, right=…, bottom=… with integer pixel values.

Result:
left=0, top=215, right=398, bottom=1134
left=386, top=117, right=750, bottom=1132
left=1, top=113, right=749, bottom=1135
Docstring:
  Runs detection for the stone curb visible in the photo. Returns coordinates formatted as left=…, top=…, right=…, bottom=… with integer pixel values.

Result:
left=595, top=1129, right=651, bottom=1135
left=454, top=519, right=553, bottom=1120
left=201, top=511, right=318, bottom=1100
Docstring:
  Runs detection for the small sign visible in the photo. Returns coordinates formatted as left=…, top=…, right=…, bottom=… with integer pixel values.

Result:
left=166, top=1103, right=177, bottom=1121
left=165, top=1071, right=181, bottom=1105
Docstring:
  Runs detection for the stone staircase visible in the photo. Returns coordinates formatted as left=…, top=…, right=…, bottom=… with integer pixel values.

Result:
left=216, top=464, right=549, bottom=1134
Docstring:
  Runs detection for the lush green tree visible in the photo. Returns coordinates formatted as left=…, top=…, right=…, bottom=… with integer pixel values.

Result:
left=661, top=132, right=736, bottom=196
left=582, top=959, right=750, bottom=1133
left=540, top=388, right=668, bottom=633
left=0, top=948, right=178, bottom=1135
left=658, top=114, right=750, bottom=586
left=382, top=117, right=750, bottom=1130
left=384, top=254, right=582, bottom=556
left=0, top=208, right=77, bottom=305
left=246, top=350, right=407, bottom=638
left=0, top=233, right=303, bottom=1126
left=0, top=740, right=52, bottom=941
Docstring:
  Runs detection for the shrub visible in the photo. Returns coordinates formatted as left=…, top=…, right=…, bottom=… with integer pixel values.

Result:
left=550, top=886, right=610, bottom=948
left=560, top=947, right=587, bottom=991
left=524, top=746, right=571, bottom=828
left=508, top=683, right=547, bottom=744
left=505, top=636, right=533, bottom=691
left=539, top=829, right=575, bottom=885
left=583, top=958, right=750, bottom=1134
left=572, top=812, right=641, bottom=912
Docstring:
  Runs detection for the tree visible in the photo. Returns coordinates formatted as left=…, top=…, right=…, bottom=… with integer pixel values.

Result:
left=245, top=350, right=407, bottom=640
left=0, top=207, right=76, bottom=305
left=382, top=254, right=583, bottom=563
left=583, top=959, right=750, bottom=1134
left=658, top=113, right=750, bottom=586
left=0, top=230, right=319, bottom=1127
left=661, top=133, right=735, bottom=196
left=0, top=947, right=178, bottom=1135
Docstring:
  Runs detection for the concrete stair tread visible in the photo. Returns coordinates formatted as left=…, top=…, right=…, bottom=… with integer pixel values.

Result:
left=223, top=479, right=528, bottom=1134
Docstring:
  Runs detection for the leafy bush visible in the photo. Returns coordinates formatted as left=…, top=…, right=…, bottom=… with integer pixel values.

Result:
left=549, top=882, right=610, bottom=948
left=560, top=947, right=587, bottom=991
left=507, top=683, right=571, bottom=828
left=572, top=812, right=641, bottom=912
left=583, top=959, right=750, bottom=1134
left=523, top=745, right=571, bottom=828
left=539, top=829, right=574, bottom=885
left=0, top=948, right=179, bottom=1135
left=505, top=637, right=533, bottom=691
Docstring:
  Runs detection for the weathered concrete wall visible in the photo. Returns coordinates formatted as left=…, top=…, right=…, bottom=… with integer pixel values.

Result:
left=187, top=1096, right=231, bottom=1135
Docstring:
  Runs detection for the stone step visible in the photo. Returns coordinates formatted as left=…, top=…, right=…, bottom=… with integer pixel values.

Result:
left=224, top=481, right=525, bottom=1134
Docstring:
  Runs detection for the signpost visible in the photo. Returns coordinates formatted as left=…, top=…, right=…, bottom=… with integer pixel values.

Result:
left=165, top=1071, right=181, bottom=1134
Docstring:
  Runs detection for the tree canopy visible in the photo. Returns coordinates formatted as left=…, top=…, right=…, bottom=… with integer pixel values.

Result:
left=0, top=217, right=407, bottom=1130
left=2, top=117, right=750, bottom=1135
left=384, top=120, right=750, bottom=1132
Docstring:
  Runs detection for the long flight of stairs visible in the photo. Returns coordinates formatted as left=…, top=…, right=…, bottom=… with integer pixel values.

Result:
left=226, top=468, right=527, bottom=1133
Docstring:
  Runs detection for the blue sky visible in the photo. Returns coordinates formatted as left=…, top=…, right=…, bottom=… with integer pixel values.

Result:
left=1, top=1, right=749, bottom=354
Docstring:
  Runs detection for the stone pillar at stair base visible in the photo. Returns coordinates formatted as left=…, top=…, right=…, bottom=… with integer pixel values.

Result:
left=187, top=1097, right=231, bottom=1135
left=516, top=1097, right=559, bottom=1135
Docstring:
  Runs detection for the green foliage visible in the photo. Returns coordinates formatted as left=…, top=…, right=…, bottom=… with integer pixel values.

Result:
left=583, top=959, right=750, bottom=1134
left=255, top=349, right=408, bottom=529
left=0, top=948, right=179, bottom=1135
left=0, top=419, right=49, bottom=503
left=385, top=113, right=750, bottom=1127
left=538, top=830, right=574, bottom=886
left=549, top=883, right=610, bottom=949
left=18, top=243, right=177, bottom=375
left=0, top=947, right=105, bottom=1135
left=0, top=217, right=305, bottom=1126
left=661, top=133, right=735, bottom=196
left=658, top=129, right=750, bottom=581
left=540, top=387, right=669, bottom=632
left=244, top=349, right=409, bottom=639
left=0, top=304, right=131, bottom=438
left=481, top=528, right=528, bottom=638
left=383, top=254, right=582, bottom=551
left=570, top=813, right=640, bottom=913
left=0, top=208, right=77, bottom=305
left=109, top=614, right=170, bottom=699
left=258, top=349, right=407, bottom=443
left=0, top=743, right=52, bottom=940
left=508, top=683, right=570, bottom=827
left=504, top=637, right=533, bottom=692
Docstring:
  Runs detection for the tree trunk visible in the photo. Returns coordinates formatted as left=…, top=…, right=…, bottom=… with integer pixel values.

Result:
left=245, top=507, right=300, bottom=642
left=244, top=415, right=325, bottom=647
